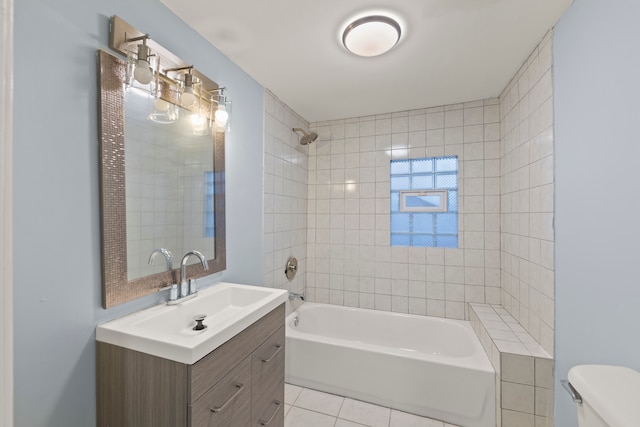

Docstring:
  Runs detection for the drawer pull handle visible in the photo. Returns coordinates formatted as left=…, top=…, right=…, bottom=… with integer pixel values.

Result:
left=259, top=400, right=281, bottom=426
left=210, top=383, right=244, bottom=413
left=261, top=344, right=283, bottom=363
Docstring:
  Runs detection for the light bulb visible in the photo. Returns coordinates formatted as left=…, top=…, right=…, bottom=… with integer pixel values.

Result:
left=134, top=59, right=153, bottom=84
left=190, top=114, right=206, bottom=125
left=190, top=114, right=208, bottom=135
left=181, top=88, right=196, bottom=107
left=154, top=98, right=170, bottom=112
left=215, top=104, right=228, bottom=128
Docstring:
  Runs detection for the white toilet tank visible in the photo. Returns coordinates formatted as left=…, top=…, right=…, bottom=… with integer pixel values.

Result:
left=568, top=365, right=640, bottom=427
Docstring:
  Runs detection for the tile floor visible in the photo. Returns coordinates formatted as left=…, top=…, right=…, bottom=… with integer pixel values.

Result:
left=284, top=384, right=461, bottom=427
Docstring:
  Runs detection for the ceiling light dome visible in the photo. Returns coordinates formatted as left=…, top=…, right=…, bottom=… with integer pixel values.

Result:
left=342, top=15, right=402, bottom=57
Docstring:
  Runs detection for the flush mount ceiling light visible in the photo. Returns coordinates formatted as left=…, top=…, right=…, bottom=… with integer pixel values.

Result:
left=342, top=15, right=402, bottom=57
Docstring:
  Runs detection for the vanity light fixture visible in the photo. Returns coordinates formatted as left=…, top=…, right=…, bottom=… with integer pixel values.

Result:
left=190, top=113, right=209, bottom=136
left=181, top=71, right=197, bottom=107
left=215, top=104, right=228, bottom=128
left=342, top=15, right=402, bottom=57
left=164, top=65, right=201, bottom=109
left=149, top=97, right=178, bottom=124
left=109, top=16, right=232, bottom=133
left=213, top=88, right=230, bottom=130
left=126, top=35, right=154, bottom=84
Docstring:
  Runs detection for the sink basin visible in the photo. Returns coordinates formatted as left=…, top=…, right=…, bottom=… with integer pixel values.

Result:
left=96, top=282, right=288, bottom=364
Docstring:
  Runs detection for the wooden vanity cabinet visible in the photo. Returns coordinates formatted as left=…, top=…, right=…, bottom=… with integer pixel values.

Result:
left=251, top=326, right=285, bottom=427
left=97, top=304, right=285, bottom=427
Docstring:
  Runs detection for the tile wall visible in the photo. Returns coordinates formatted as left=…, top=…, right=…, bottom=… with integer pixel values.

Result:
left=306, top=99, right=502, bottom=319
left=500, top=31, right=555, bottom=355
left=263, top=90, right=309, bottom=299
left=263, top=30, right=557, bottom=427
left=470, top=304, right=554, bottom=427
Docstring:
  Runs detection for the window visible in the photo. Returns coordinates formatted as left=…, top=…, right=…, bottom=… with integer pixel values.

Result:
left=400, top=190, right=448, bottom=212
left=390, top=156, right=458, bottom=248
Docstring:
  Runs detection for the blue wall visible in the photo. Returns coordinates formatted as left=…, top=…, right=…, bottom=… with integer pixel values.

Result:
left=554, top=0, right=640, bottom=425
left=13, top=0, right=264, bottom=425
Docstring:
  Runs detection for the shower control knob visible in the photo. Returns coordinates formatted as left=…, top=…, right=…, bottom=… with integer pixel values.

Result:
left=285, top=257, right=298, bottom=280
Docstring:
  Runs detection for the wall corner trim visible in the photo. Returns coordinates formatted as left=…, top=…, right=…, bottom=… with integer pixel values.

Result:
left=0, top=0, right=14, bottom=425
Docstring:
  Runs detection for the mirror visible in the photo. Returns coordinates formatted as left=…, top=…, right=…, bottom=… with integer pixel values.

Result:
left=125, top=92, right=216, bottom=280
left=98, top=49, right=226, bottom=308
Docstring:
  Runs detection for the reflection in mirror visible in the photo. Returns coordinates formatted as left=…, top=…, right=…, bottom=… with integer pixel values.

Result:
left=98, top=48, right=226, bottom=308
left=125, top=91, right=215, bottom=280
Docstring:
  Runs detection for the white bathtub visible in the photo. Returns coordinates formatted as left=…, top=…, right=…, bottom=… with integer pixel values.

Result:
left=285, top=303, right=495, bottom=427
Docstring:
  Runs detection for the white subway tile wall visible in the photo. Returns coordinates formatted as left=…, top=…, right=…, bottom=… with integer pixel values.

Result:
left=499, top=31, right=555, bottom=355
left=263, top=90, right=309, bottom=299
left=306, top=99, right=502, bottom=320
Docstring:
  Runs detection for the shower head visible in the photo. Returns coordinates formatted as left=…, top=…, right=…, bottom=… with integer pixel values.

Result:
left=292, top=128, right=318, bottom=145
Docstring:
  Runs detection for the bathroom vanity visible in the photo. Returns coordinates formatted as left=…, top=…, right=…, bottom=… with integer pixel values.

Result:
left=95, top=17, right=286, bottom=426
left=96, top=283, right=287, bottom=427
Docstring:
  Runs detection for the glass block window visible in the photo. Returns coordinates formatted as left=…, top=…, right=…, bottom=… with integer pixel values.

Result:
left=390, top=156, right=458, bottom=248
left=204, top=171, right=215, bottom=237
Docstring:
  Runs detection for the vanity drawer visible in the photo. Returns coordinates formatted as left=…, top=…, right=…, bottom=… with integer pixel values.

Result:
left=189, top=357, right=252, bottom=427
left=252, top=382, right=284, bottom=427
left=251, top=326, right=285, bottom=427
left=190, top=303, right=284, bottom=402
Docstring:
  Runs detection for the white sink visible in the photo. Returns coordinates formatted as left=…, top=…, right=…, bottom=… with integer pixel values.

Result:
left=96, top=282, right=288, bottom=364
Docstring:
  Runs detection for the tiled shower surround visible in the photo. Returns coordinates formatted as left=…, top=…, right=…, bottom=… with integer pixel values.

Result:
left=264, top=34, right=555, bottom=427
left=263, top=90, right=309, bottom=298
left=500, top=31, right=555, bottom=355
left=305, top=99, right=503, bottom=319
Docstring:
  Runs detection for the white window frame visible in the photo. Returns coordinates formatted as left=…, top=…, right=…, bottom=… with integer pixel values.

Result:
left=399, top=190, right=448, bottom=212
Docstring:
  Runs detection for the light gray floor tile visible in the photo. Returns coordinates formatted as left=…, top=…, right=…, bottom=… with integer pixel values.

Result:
left=335, top=419, right=368, bottom=427
left=284, top=407, right=336, bottom=427
left=284, top=383, right=303, bottom=405
left=390, top=409, right=444, bottom=426
left=338, top=398, right=391, bottom=427
left=294, top=388, right=345, bottom=416
left=284, top=384, right=464, bottom=427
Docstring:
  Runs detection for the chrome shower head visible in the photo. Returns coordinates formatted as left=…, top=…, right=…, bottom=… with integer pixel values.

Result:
left=292, top=127, right=318, bottom=145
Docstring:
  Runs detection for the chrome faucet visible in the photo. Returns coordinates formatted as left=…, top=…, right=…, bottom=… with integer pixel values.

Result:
left=180, top=250, right=209, bottom=298
left=289, top=292, right=305, bottom=301
left=148, top=248, right=174, bottom=271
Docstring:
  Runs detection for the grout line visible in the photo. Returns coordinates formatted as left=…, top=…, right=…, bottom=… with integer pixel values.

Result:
left=336, top=393, right=346, bottom=424
left=286, top=385, right=454, bottom=427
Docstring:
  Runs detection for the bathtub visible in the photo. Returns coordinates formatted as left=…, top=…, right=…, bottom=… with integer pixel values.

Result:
left=285, top=303, right=495, bottom=427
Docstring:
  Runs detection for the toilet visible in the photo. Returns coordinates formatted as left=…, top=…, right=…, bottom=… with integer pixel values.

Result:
left=567, top=364, right=640, bottom=427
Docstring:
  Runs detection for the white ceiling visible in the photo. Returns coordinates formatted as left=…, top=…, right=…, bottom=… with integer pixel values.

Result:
left=161, top=0, right=572, bottom=123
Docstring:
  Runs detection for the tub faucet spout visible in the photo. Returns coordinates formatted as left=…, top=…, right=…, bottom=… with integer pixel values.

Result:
left=289, top=292, right=305, bottom=301
left=180, top=250, right=209, bottom=297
